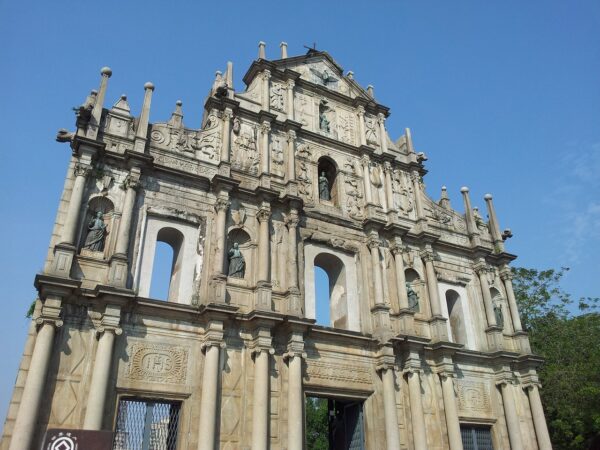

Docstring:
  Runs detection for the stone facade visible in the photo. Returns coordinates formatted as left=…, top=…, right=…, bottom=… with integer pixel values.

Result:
left=1, top=43, right=552, bottom=449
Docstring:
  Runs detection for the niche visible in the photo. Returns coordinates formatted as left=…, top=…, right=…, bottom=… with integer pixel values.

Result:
left=226, top=228, right=251, bottom=280
left=404, top=268, right=423, bottom=313
left=445, top=289, right=467, bottom=345
left=79, top=196, right=115, bottom=258
left=317, top=157, right=338, bottom=206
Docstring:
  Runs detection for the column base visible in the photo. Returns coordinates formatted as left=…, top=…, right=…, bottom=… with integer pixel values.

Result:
left=429, top=315, right=449, bottom=341
left=514, top=331, right=531, bottom=354
left=255, top=281, right=272, bottom=311
left=50, top=243, right=76, bottom=278
left=108, top=253, right=128, bottom=287
left=285, top=180, right=299, bottom=197
left=485, top=326, right=504, bottom=351
left=286, top=287, right=303, bottom=316
left=371, top=304, right=394, bottom=341
left=209, top=274, right=228, bottom=304
left=397, top=308, right=416, bottom=335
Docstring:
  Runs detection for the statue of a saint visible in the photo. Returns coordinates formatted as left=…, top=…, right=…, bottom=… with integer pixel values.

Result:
left=319, top=172, right=330, bottom=201
left=227, top=242, right=245, bottom=278
left=83, top=211, right=107, bottom=251
left=319, top=101, right=330, bottom=133
left=406, top=282, right=419, bottom=312
left=494, top=302, right=504, bottom=328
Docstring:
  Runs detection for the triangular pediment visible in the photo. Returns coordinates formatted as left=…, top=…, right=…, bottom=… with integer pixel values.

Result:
left=274, top=51, right=371, bottom=100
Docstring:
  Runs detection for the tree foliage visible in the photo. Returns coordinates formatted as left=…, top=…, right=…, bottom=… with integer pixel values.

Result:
left=306, top=397, right=329, bottom=450
left=512, top=267, right=600, bottom=450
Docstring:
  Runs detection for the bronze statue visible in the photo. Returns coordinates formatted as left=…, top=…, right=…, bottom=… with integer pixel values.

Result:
left=319, top=172, right=330, bottom=200
left=406, top=282, right=419, bottom=312
left=83, top=211, right=107, bottom=251
left=228, top=242, right=245, bottom=278
left=494, top=302, right=504, bottom=328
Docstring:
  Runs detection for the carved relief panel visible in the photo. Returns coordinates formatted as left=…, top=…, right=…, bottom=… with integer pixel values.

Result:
left=456, top=378, right=493, bottom=417
left=270, top=133, right=285, bottom=178
left=123, top=341, right=189, bottom=385
left=231, top=119, right=260, bottom=174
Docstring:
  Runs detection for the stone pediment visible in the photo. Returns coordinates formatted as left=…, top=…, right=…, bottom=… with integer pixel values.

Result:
left=275, top=52, right=371, bottom=100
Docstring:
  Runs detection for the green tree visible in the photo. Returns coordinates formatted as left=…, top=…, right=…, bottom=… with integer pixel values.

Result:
left=512, top=267, right=600, bottom=450
left=306, top=397, right=329, bottom=450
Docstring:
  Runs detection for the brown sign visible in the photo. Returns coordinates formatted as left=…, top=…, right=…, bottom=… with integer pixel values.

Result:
left=43, top=429, right=114, bottom=450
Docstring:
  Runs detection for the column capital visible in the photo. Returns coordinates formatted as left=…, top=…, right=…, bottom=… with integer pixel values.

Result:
left=74, top=162, right=92, bottom=178
left=90, top=304, right=122, bottom=336
left=377, top=112, right=386, bottom=124
left=256, top=206, right=271, bottom=223
left=214, top=197, right=231, bottom=213
left=35, top=296, right=63, bottom=329
left=499, top=265, right=513, bottom=280
left=367, top=233, right=381, bottom=250
left=285, top=210, right=300, bottom=229
left=361, top=154, right=370, bottom=165
left=357, top=105, right=365, bottom=116
left=286, top=129, right=297, bottom=142
left=261, top=69, right=271, bottom=81
left=222, top=108, right=234, bottom=121
left=474, top=260, right=491, bottom=275
left=286, top=79, right=296, bottom=90
left=410, top=170, right=421, bottom=182
left=420, top=245, right=435, bottom=262
left=122, top=172, right=141, bottom=191
left=390, top=239, right=406, bottom=256
left=259, top=121, right=271, bottom=134
left=383, top=161, right=392, bottom=172
left=376, top=346, right=396, bottom=372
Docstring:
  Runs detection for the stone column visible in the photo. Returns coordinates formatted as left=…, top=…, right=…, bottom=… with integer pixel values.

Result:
left=260, top=121, right=271, bottom=175
left=484, top=194, right=504, bottom=251
left=406, top=370, right=428, bottom=450
left=286, top=129, right=296, bottom=183
left=525, top=384, right=552, bottom=450
left=213, top=196, right=230, bottom=276
left=368, top=233, right=385, bottom=305
left=196, top=320, right=225, bottom=450
left=460, top=187, right=481, bottom=247
left=257, top=206, right=271, bottom=282
left=357, top=106, right=367, bottom=146
left=383, top=162, right=395, bottom=214
left=221, top=108, right=233, bottom=163
left=378, top=348, right=401, bottom=450
left=83, top=305, right=122, bottom=430
left=286, top=80, right=295, bottom=121
left=378, top=113, right=388, bottom=153
left=440, top=373, right=464, bottom=450
left=261, top=69, right=270, bottom=111
left=500, top=266, right=523, bottom=332
left=498, top=381, right=525, bottom=450
left=251, top=327, right=273, bottom=450
left=114, top=170, right=141, bottom=255
left=9, top=297, right=63, bottom=450
left=475, top=260, right=497, bottom=327
left=285, top=331, right=305, bottom=450
left=391, top=242, right=408, bottom=310
left=86, top=67, right=112, bottom=140
left=287, top=211, right=299, bottom=290
left=411, top=171, right=425, bottom=221
left=361, top=155, right=373, bottom=204
left=61, top=163, right=91, bottom=245
left=133, top=82, right=155, bottom=153
left=421, top=246, right=441, bottom=317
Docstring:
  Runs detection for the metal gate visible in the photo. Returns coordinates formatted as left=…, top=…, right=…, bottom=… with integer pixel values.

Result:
left=460, top=425, right=493, bottom=450
left=113, top=398, right=181, bottom=450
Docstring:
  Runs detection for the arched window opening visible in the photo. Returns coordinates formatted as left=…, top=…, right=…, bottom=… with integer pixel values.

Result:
left=446, top=289, right=467, bottom=345
left=404, top=268, right=421, bottom=312
left=314, top=253, right=347, bottom=329
left=317, top=157, right=338, bottom=205
left=149, top=227, right=184, bottom=301
left=314, top=266, right=330, bottom=326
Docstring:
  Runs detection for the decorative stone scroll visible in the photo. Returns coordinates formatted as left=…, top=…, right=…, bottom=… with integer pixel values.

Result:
left=456, top=379, right=491, bottom=414
left=125, top=342, right=189, bottom=384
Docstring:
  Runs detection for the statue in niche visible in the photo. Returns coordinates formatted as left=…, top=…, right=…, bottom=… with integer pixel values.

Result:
left=494, top=302, right=504, bottom=328
left=319, top=172, right=330, bottom=201
left=406, top=282, right=420, bottom=312
left=319, top=100, right=331, bottom=133
left=83, top=211, right=107, bottom=252
left=227, top=242, right=245, bottom=278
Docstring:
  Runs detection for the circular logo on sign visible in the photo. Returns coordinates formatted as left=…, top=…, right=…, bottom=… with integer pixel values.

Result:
left=47, top=432, right=78, bottom=450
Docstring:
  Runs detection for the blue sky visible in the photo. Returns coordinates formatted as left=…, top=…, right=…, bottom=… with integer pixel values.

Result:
left=1, top=0, right=599, bottom=424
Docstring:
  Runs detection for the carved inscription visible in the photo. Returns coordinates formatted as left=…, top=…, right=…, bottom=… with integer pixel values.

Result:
left=126, top=343, right=188, bottom=384
left=304, top=359, right=371, bottom=385
left=457, top=379, right=491, bottom=413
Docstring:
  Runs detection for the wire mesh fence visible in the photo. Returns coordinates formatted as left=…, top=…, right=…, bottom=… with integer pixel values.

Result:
left=113, top=398, right=181, bottom=450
